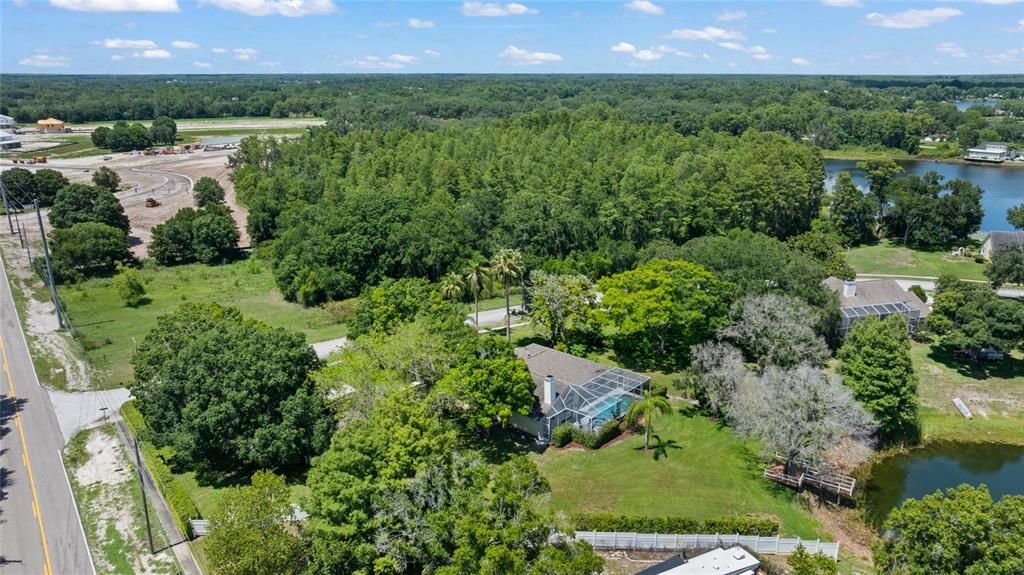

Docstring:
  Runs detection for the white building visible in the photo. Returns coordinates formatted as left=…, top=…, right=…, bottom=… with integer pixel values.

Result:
left=637, top=547, right=760, bottom=575
left=981, top=231, right=1024, bottom=260
left=0, top=131, right=21, bottom=150
left=964, top=141, right=1010, bottom=163
left=0, top=114, right=14, bottom=130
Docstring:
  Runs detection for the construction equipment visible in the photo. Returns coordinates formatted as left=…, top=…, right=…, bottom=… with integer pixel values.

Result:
left=144, top=197, right=161, bottom=208
left=34, top=155, right=47, bottom=163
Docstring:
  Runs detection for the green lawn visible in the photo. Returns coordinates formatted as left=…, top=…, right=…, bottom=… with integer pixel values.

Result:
left=819, top=146, right=912, bottom=162
left=912, top=343, right=1024, bottom=445
left=846, top=240, right=987, bottom=281
left=61, top=258, right=346, bottom=388
left=1, top=135, right=98, bottom=159
left=532, top=405, right=824, bottom=538
left=175, top=127, right=308, bottom=144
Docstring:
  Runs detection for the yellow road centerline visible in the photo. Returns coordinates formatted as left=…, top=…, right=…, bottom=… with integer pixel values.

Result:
left=1, top=334, right=54, bottom=575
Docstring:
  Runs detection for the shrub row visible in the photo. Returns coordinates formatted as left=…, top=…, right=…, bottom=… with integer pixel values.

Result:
left=121, top=401, right=200, bottom=538
left=550, top=419, right=624, bottom=449
left=120, top=399, right=147, bottom=437
left=140, top=442, right=201, bottom=539
left=572, top=513, right=780, bottom=537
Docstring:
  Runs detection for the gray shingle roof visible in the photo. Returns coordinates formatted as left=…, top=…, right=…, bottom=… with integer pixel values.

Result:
left=824, top=277, right=930, bottom=318
left=986, top=231, right=1024, bottom=253
left=515, top=343, right=609, bottom=400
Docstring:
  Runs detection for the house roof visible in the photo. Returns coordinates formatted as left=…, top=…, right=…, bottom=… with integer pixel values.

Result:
left=37, top=117, right=64, bottom=125
left=640, top=547, right=760, bottom=575
left=515, top=343, right=609, bottom=408
left=986, top=231, right=1024, bottom=253
left=824, top=277, right=929, bottom=318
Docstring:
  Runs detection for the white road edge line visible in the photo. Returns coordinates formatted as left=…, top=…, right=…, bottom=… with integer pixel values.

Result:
left=58, top=448, right=98, bottom=575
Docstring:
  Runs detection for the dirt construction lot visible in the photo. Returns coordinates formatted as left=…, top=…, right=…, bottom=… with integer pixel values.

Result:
left=2, top=149, right=249, bottom=256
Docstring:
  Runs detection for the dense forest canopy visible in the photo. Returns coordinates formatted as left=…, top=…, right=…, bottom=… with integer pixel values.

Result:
left=232, top=108, right=825, bottom=305
left=2, top=74, right=1023, bottom=149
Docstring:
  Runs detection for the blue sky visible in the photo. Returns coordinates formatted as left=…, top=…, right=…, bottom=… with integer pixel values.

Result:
left=1, top=0, right=1022, bottom=74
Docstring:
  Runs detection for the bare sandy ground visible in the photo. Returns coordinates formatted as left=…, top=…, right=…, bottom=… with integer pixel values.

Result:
left=3, top=149, right=249, bottom=256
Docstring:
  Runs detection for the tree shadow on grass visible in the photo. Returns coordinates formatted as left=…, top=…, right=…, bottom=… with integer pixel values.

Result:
left=927, top=345, right=1024, bottom=380
left=633, top=434, right=681, bottom=461
left=476, top=427, right=546, bottom=465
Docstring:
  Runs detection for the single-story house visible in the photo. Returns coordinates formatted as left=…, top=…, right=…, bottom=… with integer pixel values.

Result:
left=37, top=117, right=66, bottom=134
left=512, top=343, right=648, bottom=442
left=0, top=114, right=15, bottom=130
left=981, top=231, right=1024, bottom=260
left=0, top=131, right=22, bottom=150
left=636, top=547, right=760, bottom=575
left=964, top=141, right=1010, bottom=163
left=825, top=277, right=929, bottom=337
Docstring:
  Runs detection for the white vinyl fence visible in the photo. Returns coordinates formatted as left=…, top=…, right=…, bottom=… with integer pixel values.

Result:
left=190, top=519, right=210, bottom=536
left=574, top=531, right=840, bottom=560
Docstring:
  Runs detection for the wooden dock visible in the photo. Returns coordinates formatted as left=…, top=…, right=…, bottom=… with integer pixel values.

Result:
left=764, top=455, right=856, bottom=497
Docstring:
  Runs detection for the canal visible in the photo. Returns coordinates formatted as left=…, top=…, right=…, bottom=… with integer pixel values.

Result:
left=863, top=442, right=1024, bottom=527
left=824, top=159, right=1024, bottom=232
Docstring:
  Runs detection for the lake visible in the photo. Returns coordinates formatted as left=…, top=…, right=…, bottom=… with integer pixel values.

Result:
left=824, top=159, right=1024, bottom=232
left=954, top=100, right=998, bottom=112
left=864, top=442, right=1024, bottom=528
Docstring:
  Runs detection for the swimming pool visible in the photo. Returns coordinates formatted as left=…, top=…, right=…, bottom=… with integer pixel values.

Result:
left=590, top=394, right=634, bottom=427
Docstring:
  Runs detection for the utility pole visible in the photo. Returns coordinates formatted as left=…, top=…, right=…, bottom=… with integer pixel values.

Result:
left=34, top=199, right=64, bottom=328
left=0, top=180, right=13, bottom=234
left=133, top=439, right=156, bottom=554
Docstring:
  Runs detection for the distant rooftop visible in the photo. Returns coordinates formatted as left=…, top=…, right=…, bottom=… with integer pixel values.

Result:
left=986, top=231, right=1024, bottom=253
left=824, top=277, right=929, bottom=318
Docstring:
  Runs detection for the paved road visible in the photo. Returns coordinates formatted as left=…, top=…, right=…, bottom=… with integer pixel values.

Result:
left=857, top=274, right=1024, bottom=299
left=0, top=254, right=94, bottom=574
left=465, top=304, right=524, bottom=328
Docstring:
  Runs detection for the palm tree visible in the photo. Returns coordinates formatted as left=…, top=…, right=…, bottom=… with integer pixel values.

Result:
left=464, top=262, right=490, bottom=330
left=489, top=248, right=524, bottom=342
left=439, top=271, right=465, bottom=302
left=626, top=390, right=673, bottom=451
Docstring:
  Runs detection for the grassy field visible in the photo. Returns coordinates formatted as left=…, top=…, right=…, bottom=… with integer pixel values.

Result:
left=1, top=134, right=99, bottom=159
left=175, top=127, right=307, bottom=145
left=846, top=240, right=987, bottom=281
left=61, top=258, right=346, bottom=388
left=532, top=404, right=823, bottom=538
left=912, top=343, right=1024, bottom=445
left=819, top=146, right=912, bottom=162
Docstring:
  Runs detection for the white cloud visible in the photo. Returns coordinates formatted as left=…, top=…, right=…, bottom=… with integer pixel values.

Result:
left=762, top=27, right=778, bottom=34
left=865, top=8, right=963, bottom=29
left=716, top=9, right=747, bottom=21
left=976, top=0, right=1023, bottom=4
left=821, top=0, right=863, bottom=6
left=702, top=53, right=712, bottom=60
left=389, top=53, right=419, bottom=64
left=936, top=42, right=969, bottom=58
left=461, top=1, right=537, bottom=16
left=718, top=42, right=772, bottom=60
left=633, top=49, right=663, bottom=61
left=611, top=41, right=637, bottom=53
left=98, top=38, right=156, bottom=49
left=211, top=47, right=228, bottom=53
left=624, top=0, right=664, bottom=15
left=345, top=53, right=424, bottom=70
left=792, top=57, right=812, bottom=66
left=424, top=49, right=441, bottom=57
left=19, top=53, right=71, bottom=67
left=498, top=45, right=562, bottom=65
left=655, top=45, right=693, bottom=57
left=1012, top=19, right=1024, bottom=31
left=985, top=48, right=1020, bottom=64
left=199, top=0, right=336, bottom=17
left=669, top=26, right=745, bottom=41
left=259, top=60, right=280, bottom=67
left=111, top=54, right=125, bottom=60
left=133, top=49, right=172, bottom=59
left=172, top=40, right=199, bottom=49
left=194, top=61, right=213, bottom=68
left=51, top=0, right=179, bottom=12
left=408, top=18, right=434, bottom=28
left=233, top=48, right=258, bottom=60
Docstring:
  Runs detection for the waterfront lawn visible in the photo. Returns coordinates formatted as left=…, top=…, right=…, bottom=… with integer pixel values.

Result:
left=913, top=343, right=1024, bottom=445
left=61, top=258, right=346, bottom=388
left=846, top=240, right=987, bottom=281
left=532, top=404, right=823, bottom=538
left=819, top=146, right=911, bottom=162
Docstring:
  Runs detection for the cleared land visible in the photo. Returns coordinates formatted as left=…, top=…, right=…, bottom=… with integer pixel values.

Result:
left=64, top=425, right=179, bottom=575
left=61, top=259, right=346, bottom=388
left=532, top=404, right=823, bottom=538
left=846, top=241, right=987, bottom=281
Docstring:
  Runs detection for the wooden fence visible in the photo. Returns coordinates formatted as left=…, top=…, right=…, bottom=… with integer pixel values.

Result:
left=574, top=531, right=840, bottom=560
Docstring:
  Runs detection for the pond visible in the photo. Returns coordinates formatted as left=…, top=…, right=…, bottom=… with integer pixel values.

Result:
left=824, top=159, right=1024, bottom=232
left=863, top=442, right=1024, bottom=528
left=953, top=100, right=999, bottom=112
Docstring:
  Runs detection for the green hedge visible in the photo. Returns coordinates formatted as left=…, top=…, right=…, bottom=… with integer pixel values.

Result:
left=551, top=420, right=624, bottom=449
left=122, top=401, right=200, bottom=538
left=572, top=513, right=780, bottom=536
left=140, top=442, right=200, bottom=539
left=120, top=400, right=147, bottom=437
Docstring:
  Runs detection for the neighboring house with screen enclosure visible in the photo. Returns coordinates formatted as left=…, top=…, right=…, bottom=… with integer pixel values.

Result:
left=825, top=277, right=929, bottom=337
left=512, top=343, right=649, bottom=443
